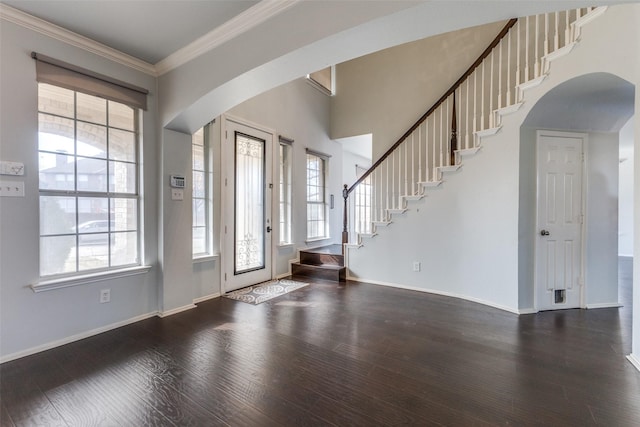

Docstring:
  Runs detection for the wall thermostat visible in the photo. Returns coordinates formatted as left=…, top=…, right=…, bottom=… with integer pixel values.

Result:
left=170, top=175, right=185, bottom=188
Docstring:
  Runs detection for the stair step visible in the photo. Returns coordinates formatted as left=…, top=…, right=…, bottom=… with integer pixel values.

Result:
left=475, top=126, right=502, bottom=138
left=456, top=147, right=481, bottom=157
left=292, top=262, right=346, bottom=282
left=372, top=220, right=392, bottom=227
left=518, top=74, right=548, bottom=93
left=403, top=194, right=424, bottom=201
left=419, top=180, right=443, bottom=188
left=439, top=164, right=462, bottom=173
left=495, top=102, right=523, bottom=118
left=387, top=208, right=408, bottom=215
left=359, top=232, right=377, bottom=239
left=299, top=245, right=344, bottom=266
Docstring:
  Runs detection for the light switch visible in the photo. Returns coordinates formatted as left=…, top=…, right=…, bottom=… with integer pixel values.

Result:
left=171, top=188, right=184, bottom=201
left=0, top=181, right=25, bottom=197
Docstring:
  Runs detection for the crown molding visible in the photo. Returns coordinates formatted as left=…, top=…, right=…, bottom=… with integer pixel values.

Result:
left=0, top=3, right=157, bottom=76
left=155, top=0, right=299, bottom=75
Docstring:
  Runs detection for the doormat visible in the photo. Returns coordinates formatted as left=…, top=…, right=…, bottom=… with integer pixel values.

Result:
left=223, top=279, right=310, bottom=305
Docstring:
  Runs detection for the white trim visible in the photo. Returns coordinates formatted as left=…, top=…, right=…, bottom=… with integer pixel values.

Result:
left=31, top=265, right=152, bottom=293
left=518, top=308, right=538, bottom=315
left=193, top=253, right=220, bottom=264
left=585, top=302, right=623, bottom=309
left=0, top=311, right=157, bottom=364
left=193, top=293, right=221, bottom=304
left=346, top=275, right=520, bottom=315
left=276, top=272, right=292, bottom=280
left=158, top=303, right=197, bottom=318
left=277, top=243, right=295, bottom=249
left=155, top=0, right=298, bottom=75
left=0, top=4, right=156, bottom=76
left=627, top=354, right=640, bottom=372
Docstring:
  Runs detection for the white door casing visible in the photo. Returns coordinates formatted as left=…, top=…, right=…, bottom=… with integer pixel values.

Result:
left=535, top=130, right=585, bottom=310
left=222, top=117, right=274, bottom=292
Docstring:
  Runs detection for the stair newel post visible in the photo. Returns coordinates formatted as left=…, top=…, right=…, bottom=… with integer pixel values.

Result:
left=342, top=184, right=349, bottom=251
left=450, top=93, right=458, bottom=167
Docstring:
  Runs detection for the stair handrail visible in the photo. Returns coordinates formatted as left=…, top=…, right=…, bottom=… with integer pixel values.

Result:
left=345, top=18, right=517, bottom=197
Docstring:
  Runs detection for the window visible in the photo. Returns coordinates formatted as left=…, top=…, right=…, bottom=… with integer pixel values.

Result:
left=192, top=126, right=211, bottom=256
left=354, top=165, right=372, bottom=234
left=38, top=83, right=140, bottom=276
left=306, top=151, right=328, bottom=240
left=279, top=137, right=293, bottom=244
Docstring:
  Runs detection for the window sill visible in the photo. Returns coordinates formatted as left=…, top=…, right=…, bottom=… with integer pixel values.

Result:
left=31, top=265, right=152, bottom=293
left=193, top=253, right=220, bottom=264
left=305, top=237, right=331, bottom=244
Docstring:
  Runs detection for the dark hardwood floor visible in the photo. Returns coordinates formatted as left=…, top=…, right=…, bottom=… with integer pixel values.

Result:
left=2, top=259, right=640, bottom=426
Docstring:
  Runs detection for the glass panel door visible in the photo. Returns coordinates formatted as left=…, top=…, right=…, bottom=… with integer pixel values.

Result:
left=223, top=118, right=273, bottom=293
left=234, top=132, right=265, bottom=274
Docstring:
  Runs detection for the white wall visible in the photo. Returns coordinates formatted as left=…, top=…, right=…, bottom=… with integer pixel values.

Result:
left=331, top=21, right=505, bottom=159
left=227, top=79, right=343, bottom=276
left=0, top=20, right=159, bottom=360
left=619, top=117, right=635, bottom=256
left=347, top=131, right=521, bottom=313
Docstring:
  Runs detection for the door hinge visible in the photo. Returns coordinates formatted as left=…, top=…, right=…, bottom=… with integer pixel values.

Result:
left=225, top=178, right=227, bottom=186
left=225, top=225, right=227, bottom=234
left=225, top=130, right=228, bottom=140
left=225, top=273, right=227, bottom=281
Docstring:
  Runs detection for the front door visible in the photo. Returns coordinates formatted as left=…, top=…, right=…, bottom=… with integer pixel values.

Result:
left=223, top=118, right=273, bottom=292
left=535, top=130, right=585, bottom=310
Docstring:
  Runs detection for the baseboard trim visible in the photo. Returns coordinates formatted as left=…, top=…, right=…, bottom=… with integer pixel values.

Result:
left=626, top=354, right=640, bottom=372
left=518, top=308, right=538, bottom=315
left=585, top=302, right=623, bottom=309
left=158, top=303, right=197, bottom=318
left=193, top=293, right=220, bottom=304
left=0, top=311, right=158, bottom=364
left=347, top=275, right=519, bottom=315
left=276, top=272, right=291, bottom=280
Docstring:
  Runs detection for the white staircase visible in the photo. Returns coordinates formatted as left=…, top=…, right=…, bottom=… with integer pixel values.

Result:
left=344, top=7, right=607, bottom=248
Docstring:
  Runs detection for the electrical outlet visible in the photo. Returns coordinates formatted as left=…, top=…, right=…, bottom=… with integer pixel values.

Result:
left=171, top=188, right=184, bottom=201
left=100, top=289, right=111, bottom=303
left=413, top=261, right=421, bottom=272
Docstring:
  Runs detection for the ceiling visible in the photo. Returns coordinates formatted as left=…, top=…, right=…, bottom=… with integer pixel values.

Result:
left=1, top=0, right=261, bottom=64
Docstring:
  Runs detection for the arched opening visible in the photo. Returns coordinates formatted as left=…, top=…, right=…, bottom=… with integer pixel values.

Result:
left=519, top=71, right=635, bottom=313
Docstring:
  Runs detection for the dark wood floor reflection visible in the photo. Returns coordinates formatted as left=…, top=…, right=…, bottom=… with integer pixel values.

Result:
left=2, top=259, right=640, bottom=426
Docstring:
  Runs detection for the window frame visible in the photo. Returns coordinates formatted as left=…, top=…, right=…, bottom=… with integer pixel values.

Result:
left=306, top=150, right=329, bottom=241
left=37, top=82, right=142, bottom=279
left=278, top=136, right=293, bottom=245
left=192, top=125, right=212, bottom=258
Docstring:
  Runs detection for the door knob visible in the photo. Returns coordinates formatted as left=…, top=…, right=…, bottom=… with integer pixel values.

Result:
left=266, top=226, right=272, bottom=233
left=540, top=229, right=550, bottom=236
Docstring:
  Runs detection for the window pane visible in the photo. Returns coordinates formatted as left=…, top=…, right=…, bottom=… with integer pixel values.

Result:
left=40, top=235, right=76, bottom=276
left=78, top=236, right=109, bottom=270
left=39, top=113, right=75, bottom=154
left=193, top=144, right=204, bottom=170
left=111, top=231, right=137, bottom=266
left=77, top=158, right=107, bottom=192
left=77, top=122, right=107, bottom=158
left=112, top=198, right=137, bottom=231
left=193, top=199, right=205, bottom=227
left=109, top=129, right=136, bottom=162
left=77, top=92, right=107, bottom=125
left=108, top=101, right=134, bottom=131
left=39, top=152, right=75, bottom=191
left=193, top=227, right=206, bottom=254
left=40, top=196, right=76, bottom=235
left=77, top=197, right=108, bottom=229
left=109, top=161, right=136, bottom=193
left=193, top=171, right=205, bottom=198
left=38, top=84, right=74, bottom=118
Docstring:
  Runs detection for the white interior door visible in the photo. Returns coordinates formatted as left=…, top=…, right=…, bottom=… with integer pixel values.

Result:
left=535, top=131, right=585, bottom=310
left=223, top=119, right=273, bottom=292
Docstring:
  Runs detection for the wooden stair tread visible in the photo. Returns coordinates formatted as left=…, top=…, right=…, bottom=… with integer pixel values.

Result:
left=292, top=262, right=345, bottom=270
